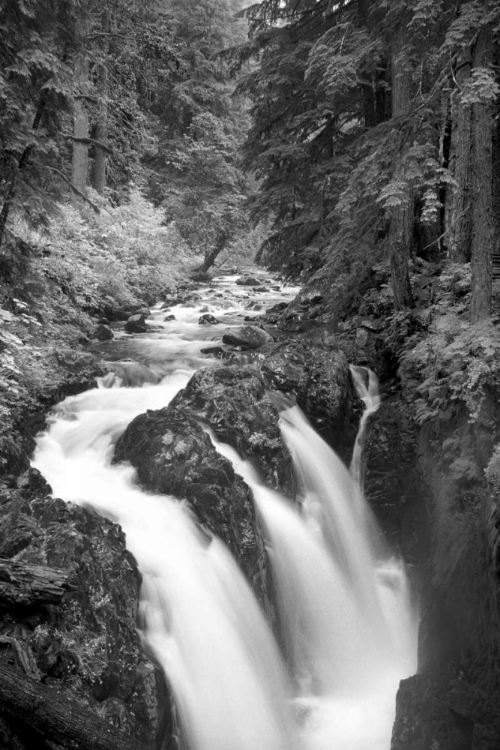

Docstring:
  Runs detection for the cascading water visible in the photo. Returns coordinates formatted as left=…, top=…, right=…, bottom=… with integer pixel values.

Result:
left=209, top=399, right=417, bottom=750
left=32, top=275, right=417, bottom=750
left=349, top=365, right=381, bottom=489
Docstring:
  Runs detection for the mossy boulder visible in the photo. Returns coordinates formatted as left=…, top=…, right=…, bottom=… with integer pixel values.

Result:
left=0, top=486, right=157, bottom=748
left=113, top=405, right=270, bottom=604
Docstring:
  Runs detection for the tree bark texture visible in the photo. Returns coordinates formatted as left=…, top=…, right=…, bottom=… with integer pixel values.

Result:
left=388, top=27, right=414, bottom=310
left=448, top=59, right=473, bottom=262
left=200, top=231, right=229, bottom=272
left=0, top=663, right=151, bottom=750
left=72, top=20, right=90, bottom=198
left=470, top=27, right=494, bottom=323
left=91, top=12, right=111, bottom=194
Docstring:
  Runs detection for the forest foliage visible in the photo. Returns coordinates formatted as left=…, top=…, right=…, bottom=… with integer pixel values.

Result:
left=1, top=0, right=499, bottom=325
left=235, top=0, right=500, bottom=322
left=0, top=0, right=253, bottom=281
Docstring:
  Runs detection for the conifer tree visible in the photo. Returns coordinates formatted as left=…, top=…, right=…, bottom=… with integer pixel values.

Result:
left=236, top=0, right=500, bottom=319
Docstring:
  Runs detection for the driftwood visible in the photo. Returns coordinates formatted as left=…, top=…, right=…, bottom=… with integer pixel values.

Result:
left=0, top=663, right=152, bottom=750
left=0, top=636, right=41, bottom=680
left=0, top=558, right=74, bottom=607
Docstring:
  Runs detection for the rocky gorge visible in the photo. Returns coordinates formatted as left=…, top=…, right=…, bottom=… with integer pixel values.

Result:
left=0, top=270, right=499, bottom=749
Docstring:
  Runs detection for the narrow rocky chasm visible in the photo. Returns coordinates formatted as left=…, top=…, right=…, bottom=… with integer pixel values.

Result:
left=3, top=268, right=500, bottom=750
left=1, top=272, right=416, bottom=750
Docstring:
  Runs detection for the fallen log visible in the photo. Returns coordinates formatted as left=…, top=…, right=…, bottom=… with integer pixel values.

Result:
left=0, top=558, right=74, bottom=607
left=0, top=663, right=152, bottom=750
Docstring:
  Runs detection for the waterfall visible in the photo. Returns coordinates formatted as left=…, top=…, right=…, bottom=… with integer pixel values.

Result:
left=210, top=390, right=417, bottom=750
left=349, top=365, right=381, bottom=489
left=31, top=279, right=417, bottom=750
left=33, top=375, right=298, bottom=750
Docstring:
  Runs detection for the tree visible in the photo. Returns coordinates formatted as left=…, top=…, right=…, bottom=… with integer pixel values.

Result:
left=387, top=12, right=414, bottom=310
left=72, top=14, right=91, bottom=197
left=0, top=0, right=76, bottom=247
left=142, top=0, right=251, bottom=270
left=236, top=0, right=500, bottom=319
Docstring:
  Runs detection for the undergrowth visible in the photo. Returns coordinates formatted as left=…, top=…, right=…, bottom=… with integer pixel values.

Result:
left=11, top=187, right=201, bottom=311
left=381, top=263, right=500, bottom=431
left=0, top=187, right=203, bottom=472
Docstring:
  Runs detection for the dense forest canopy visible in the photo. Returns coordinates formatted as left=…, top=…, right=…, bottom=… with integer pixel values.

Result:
left=1, top=0, right=499, bottom=321
left=236, top=0, right=500, bottom=321
left=0, top=0, right=254, bottom=276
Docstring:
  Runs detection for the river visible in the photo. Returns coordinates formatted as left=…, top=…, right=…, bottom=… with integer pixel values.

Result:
left=32, top=274, right=417, bottom=750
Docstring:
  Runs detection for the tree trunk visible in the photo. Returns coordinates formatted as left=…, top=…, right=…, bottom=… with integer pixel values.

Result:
left=0, top=663, right=150, bottom=750
left=0, top=103, right=44, bottom=250
left=91, top=12, right=111, bottom=194
left=470, top=27, right=494, bottom=323
left=388, top=28, right=414, bottom=310
left=200, top=231, right=229, bottom=273
left=72, top=21, right=90, bottom=197
left=448, top=58, right=473, bottom=262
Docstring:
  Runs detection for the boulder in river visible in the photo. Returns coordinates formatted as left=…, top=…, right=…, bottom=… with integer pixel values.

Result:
left=236, top=276, right=261, bottom=286
left=222, top=325, right=274, bottom=349
left=200, top=346, right=226, bottom=358
left=125, top=314, right=148, bottom=334
left=92, top=323, right=114, bottom=342
left=164, top=314, right=176, bottom=321
left=169, top=366, right=294, bottom=493
left=198, top=314, right=220, bottom=325
left=113, top=408, right=269, bottom=599
left=260, top=335, right=355, bottom=459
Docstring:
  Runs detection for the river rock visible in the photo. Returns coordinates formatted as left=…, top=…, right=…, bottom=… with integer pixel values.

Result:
left=0, top=489, right=157, bottom=747
left=200, top=346, right=226, bottom=357
left=92, top=323, right=114, bottom=341
left=164, top=314, right=176, bottom=321
left=169, top=366, right=293, bottom=493
left=113, top=408, right=269, bottom=598
left=236, top=276, right=261, bottom=286
left=266, top=302, right=289, bottom=315
left=260, top=336, right=355, bottom=458
left=124, top=314, right=147, bottom=334
left=198, top=314, right=220, bottom=325
left=363, top=397, right=421, bottom=549
left=223, top=325, right=274, bottom=349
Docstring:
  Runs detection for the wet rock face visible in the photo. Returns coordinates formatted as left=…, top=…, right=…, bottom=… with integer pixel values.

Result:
left=169, top=366, right=294, bottom=493
left=392, top=674, right=500, bottom=750
left=0, top=487, right=157, bottom=748
left=236, top=276, right=262, bottom=286
left=223, top=325, right=274, bottom=349
left=125, top=314, right=148, bottom=334
left=260, top=335, right=355, bottom=460
left=388, top=402, right=500, bottom=749
left=363, top=397, right=423, bottom=554
left=198, top=313, right=220, bottom=325
left=113, top=406, right=270, bottom=600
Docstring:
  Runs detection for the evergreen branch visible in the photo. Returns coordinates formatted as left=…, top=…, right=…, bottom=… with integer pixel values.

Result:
left=62, top=135, right=113, bottom=155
